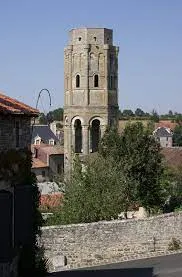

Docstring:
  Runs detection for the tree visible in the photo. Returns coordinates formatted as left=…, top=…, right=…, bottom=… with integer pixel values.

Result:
left=57, top=155, right=130, bottom=224
left=162, top=166, right=182, bottom=212
left=168, top=110, right=173, bottom=117
left=173, top=125, right=182, bottom=146
left=100, top=123, right=164, bottom=211
left=174, top=114, right=182, bottom=125
left=38, top=113, right=47, bottom=124
left=150, top=109, right=159, bottom=123
left=47, top=108, right=63, bottom=122
left=135, top=108, right=145, bottom=117
left=122, top=109, right=134, bottom=117
left=38, top=108, right=64, bottom=125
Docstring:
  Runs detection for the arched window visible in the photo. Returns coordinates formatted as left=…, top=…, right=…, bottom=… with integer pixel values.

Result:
left=76, top=74, right=80, bottom=88
left=74, top=119, right=82, bottom=153
left=94, top=74, right=99, bottom=88
left=90, top=119, right=100, bottom=152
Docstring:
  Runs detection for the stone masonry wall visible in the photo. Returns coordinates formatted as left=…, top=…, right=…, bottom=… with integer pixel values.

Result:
left=41, top=212, right=182, bottom=270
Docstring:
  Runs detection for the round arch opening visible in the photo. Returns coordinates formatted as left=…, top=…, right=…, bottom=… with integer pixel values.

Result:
left=90, top=119, right=101, bottom=153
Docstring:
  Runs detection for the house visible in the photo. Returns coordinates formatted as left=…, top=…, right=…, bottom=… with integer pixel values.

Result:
left=31, top=144, right=64, bottom=182
left=153, top=127, right=173, bottom=147
left=0, top=92, right=39, bottom=277
left=31, top=124, right=60, bottom=146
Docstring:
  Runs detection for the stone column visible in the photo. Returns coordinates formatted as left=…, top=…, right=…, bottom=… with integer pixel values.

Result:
left=67, top=45, right=73, bottom=105
left=104, top=44, right=109, bottom=106
left=82, top=125, right=89, bottom=156
left=100, top=125, right=106, bottom=139
left=83, top=44, right=90, bottom=106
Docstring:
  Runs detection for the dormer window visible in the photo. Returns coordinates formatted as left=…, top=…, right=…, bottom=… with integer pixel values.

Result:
left=94, top=74, right=99, bottom=87
left=34, top=135, right=41, bottom=145
left=49, top=139, right=55, bottom=145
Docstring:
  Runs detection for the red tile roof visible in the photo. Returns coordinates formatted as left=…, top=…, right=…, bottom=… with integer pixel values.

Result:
left=0, top=92, right=39, bottom=115
left=155, top=121, right=177, bottom=131
left=32, top=158, right=48, bottom=168
left=40, top=193, right=63, bottom=208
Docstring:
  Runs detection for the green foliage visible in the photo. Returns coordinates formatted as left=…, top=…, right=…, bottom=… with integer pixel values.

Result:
left=58, top=155, right=127, bottom=224
left=168, top=237, right=181, bottom=251
left=121, top=109, right=134, bottom=117
left=39, top=113, right=47, bottom=125
left=48, top=122, right=165, bottom=225
left=173, top=125, right=182, bottom=146
left=100, top=122, right=164, bottom=211
left=162, top=166, right=182, bottom=213
left=39, top=108, right=64, bottom=125
left=150, top=109, right=160, bottom=122
left=135, top=108, right=145, bottom=117
left=48, top=108, right=63, bottom=122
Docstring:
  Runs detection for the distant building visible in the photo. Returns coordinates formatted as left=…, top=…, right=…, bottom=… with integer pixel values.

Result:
left=153, top=127, right=173, bottom=147
left=31, top=124, right=60, bottom=145
left=31, top=145, right=64, bottom=182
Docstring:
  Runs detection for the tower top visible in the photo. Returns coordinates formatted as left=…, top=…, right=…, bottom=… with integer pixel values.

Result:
left=69, top=27, right=113, bottom=45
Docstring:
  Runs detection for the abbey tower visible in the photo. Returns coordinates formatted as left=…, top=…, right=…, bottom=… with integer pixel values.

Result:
left=64, top=28, right=119, bottom=173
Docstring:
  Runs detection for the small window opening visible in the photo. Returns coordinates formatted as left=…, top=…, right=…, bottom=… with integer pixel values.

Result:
left=42, top=171, right=45, bottom=177
left=76, top=74, right=80, bottom=88
left=110, top=76, right=113, bottom=89
left=78, top=37, right=82, bottom=41
left=94, top=74, right=99, bottom=88
left=94, top=37, right=97, bottom=41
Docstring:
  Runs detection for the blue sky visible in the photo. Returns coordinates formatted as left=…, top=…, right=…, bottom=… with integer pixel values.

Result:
left=0, top=0, right=182, bottom=114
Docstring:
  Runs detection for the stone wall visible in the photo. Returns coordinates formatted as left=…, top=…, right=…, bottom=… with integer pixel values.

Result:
left=0, top=115, right=31, bottom=151
left=41, top=212, right=182, bottom=270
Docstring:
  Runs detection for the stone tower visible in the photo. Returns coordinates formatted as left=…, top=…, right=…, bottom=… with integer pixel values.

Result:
left=64, top=28, right=119, bottom=173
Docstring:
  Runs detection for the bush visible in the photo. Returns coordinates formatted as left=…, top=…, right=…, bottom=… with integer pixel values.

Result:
left=168, top=237, right=181, bottom=251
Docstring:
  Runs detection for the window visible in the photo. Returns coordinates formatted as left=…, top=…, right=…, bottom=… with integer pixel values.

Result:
left=15, top=121, right=20, bottom=148
left=49, top=139, right=55, bottom=145
left=94, top=74, right=99, bottom=87
left=35, top=139, right=40, bottom=145
left=78, top=37, right=82, bottom=41
left=42, top=171, right=45, bottom=177
left=76, top=74, right=80, bottom=88
left=74, top=119, right=82, bottom=153
left=94, top=36, right=97, bottom=41
left=90, top=119, right=100, bottom=152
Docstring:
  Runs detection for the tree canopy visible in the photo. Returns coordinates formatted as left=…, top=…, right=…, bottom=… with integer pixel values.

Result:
left=47, top=122, right=166, bottom=225
left=173, top=125, right=182, bottom=146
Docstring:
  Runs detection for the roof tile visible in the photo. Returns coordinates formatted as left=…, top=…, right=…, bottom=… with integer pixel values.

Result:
left=0, top=92, right=39, bottom=115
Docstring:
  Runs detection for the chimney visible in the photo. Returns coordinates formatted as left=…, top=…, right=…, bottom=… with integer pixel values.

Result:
left=50, top=121, right=57, bottom=136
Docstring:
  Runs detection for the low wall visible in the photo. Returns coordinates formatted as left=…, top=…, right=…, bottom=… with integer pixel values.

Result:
left=41, top=212, right=182, bottom=270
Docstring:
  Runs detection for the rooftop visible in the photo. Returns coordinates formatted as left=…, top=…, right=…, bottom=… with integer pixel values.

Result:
left=0, top=92, right=39, bottom=116
left=31, top=125, right=59, bottom=144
